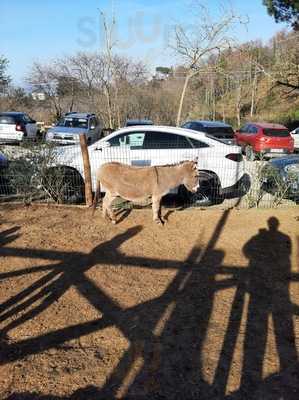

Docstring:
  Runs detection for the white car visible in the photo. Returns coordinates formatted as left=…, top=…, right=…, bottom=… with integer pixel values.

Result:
left=48, top=125, right=246, bottom=204
left=290, top=127, right=299, bottom=150
left=0, top=112, right=38, bottom=143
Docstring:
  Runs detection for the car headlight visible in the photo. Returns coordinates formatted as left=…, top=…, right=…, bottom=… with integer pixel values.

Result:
left=285, top=164, right=299, bottom=174
left=46, top=131, right=54, bottom=139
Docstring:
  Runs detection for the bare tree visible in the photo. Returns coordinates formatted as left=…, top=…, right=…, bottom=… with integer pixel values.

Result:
left=169, top=3, right=244, bottom=125
left=28, top=62, right=64, bottom=119
left=244, top=31, right=299, bottom=94
left=100, top=10, right=117, bottom=129
left=66, top=52, right=104, bottom=109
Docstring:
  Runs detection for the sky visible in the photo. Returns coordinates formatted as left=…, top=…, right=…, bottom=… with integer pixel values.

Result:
left=0, top=0, right=290, bottom=86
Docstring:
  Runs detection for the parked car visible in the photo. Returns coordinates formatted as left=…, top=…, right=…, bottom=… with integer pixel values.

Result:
left=0, top=112, right=38, bottom=143
left=261, top=155, right=299, bottom=202
left=290, top=127, right=299, bottom=150
left=235, top=122, right=294, bottom=161
left=46, top=112, right=102, bottom=145
left=125, top=119, right=154, bottom=127
left=181, top=120, right=236, bottom=145
left=48, top=125, right=246, bottom=204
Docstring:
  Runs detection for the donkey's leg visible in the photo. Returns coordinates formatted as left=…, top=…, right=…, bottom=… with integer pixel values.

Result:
left=102, top=193, right=109, bottom=219
left=105, top=193, right=117, bottom=224
left=152, top=195, right=164, bottom=224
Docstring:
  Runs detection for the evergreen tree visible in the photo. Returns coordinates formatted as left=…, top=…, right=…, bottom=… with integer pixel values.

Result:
left=263, top=0, right=299, bottom=30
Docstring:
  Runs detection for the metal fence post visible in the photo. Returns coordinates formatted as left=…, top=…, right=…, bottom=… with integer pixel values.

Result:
left=79, top=134, right=93, bottom=206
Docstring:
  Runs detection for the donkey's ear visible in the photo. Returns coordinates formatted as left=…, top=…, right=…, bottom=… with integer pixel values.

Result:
left=192, top=157, right=198, bottom=169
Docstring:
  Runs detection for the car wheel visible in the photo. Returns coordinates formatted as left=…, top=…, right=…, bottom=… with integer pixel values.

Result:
left=245, top=146, right=256, bottom=161
left=179, top=172, right=222, bottom=206
left=42, top=167, right=85, bottom=204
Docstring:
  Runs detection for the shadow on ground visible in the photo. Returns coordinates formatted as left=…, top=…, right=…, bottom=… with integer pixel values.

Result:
left=0, top=209, right=298, bottom=399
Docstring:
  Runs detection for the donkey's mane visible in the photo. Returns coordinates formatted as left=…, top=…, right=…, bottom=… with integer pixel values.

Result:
left=156, top=160, right=195, bottom=168
left=107, top=160, right=195, bottom=169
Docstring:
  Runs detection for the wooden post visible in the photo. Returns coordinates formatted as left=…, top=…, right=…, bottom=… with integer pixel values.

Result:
left=79, top=134, right=93, bottom=206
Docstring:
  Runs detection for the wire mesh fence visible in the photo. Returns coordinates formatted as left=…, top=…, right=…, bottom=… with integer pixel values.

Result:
left=0, top=139, right=298, bottom=209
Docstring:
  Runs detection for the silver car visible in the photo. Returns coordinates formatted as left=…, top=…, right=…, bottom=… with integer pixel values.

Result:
left=46, top=112, right=102, bottom=145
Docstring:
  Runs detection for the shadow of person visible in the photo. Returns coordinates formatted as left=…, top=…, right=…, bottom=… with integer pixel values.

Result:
left=240, top=217, right=298, bottom=396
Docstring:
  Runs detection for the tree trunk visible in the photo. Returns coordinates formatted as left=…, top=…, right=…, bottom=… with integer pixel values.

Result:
left=114, top=86, right=121, bottom=128
left=222, top=102, right=226, bottom=122
left=250, top=67, right=258, bottom=117
left=104, top=85, right=113, bottom=129
left=176, top=72, right=192, bottom=126
left=236, top=84, right=242, bottom=127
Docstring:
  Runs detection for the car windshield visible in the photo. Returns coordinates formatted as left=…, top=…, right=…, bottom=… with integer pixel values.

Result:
left=56, top=118, right=88, bottom=128
left=205, top=126, right=235, bottom=138
left=263, top=128, right=290, bottom=137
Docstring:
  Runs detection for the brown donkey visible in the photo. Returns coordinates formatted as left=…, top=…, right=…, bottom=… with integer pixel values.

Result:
left=92, top=161, right=199, bottom=224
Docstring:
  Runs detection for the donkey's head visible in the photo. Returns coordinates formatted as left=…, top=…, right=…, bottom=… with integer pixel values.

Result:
left=181, top=160, right=200, bottom=193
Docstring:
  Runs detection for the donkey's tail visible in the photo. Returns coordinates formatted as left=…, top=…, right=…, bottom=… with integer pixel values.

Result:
left=92, top=177, right=101, bottom=216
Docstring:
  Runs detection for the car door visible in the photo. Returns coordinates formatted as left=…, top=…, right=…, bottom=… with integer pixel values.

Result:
left=246, top=125, right=258, bottom=147
left=141, top=131, right=206, bottom=166
left=93, top=117, right=102, bottom=140
left=88, top=131, right=146, bottom=188
left=235, top=124, right=249, bottom=146
left=23, top=114, right=37, bottom=139
left=100, top=130, right=147, bottom=166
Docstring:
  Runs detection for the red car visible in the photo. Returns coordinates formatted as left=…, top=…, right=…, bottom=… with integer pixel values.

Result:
left=235, top=122, right=294, bottom=161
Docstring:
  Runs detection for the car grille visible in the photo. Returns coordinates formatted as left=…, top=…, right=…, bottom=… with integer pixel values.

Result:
left=54, top=135, right=74, bottom=141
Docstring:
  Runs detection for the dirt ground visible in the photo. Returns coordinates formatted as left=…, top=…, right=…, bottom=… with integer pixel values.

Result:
left=0, top=204, right=298, bottom=399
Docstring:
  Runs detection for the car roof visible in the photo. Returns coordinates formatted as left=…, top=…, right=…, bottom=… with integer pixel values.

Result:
left=64, top=112, right=93, bottom=119
left=0, top=112, right=25, bottom=116
left=248, top=122, right=288, bottom=129
left=126, top=119, right=153, bottom=125
left=96, top=125, right=224, bottom=147
left=184, top=120, right=233, bottom=128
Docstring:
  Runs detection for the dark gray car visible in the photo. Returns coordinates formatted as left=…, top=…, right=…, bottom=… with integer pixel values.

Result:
left=125, top=119, right=154, bottom=127
left=181, top=120, right=236, bottom=145
left=261, top=155, right=299, bottom=202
